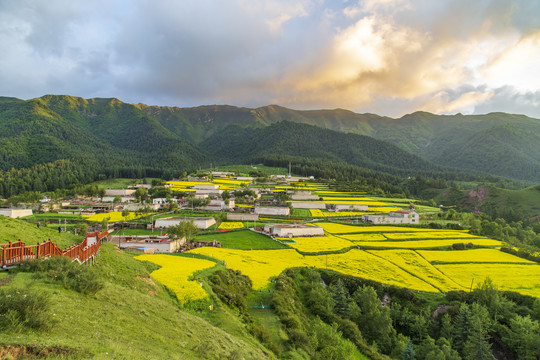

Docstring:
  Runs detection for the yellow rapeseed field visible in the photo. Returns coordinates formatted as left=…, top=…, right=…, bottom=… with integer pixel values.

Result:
left=367, top=250, right=464, bottom=292
left=187, top=248, right=439, bottom=292
left=384, top=232, right=481, bottom=240
left=339, top=233, right=388, bottom=242
left=418, top=249, right=536, bottom=264
left=83, top=211, right=148, bottom=222
left=354, top=239, right=502, bottom=249
left=218, top=222, right=245, bottom=229
left=284, top=234, right=354, bottom=252
left=435, top=263, right=540, bottom=297
left=135, top=254, right=216, bottom=304
left=318, top=223, right=450, bottom=234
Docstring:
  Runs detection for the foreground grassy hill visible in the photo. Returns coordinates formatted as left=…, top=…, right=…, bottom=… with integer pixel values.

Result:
left=0, top=243, right=274, bottom=359
left=0, top=216, right=80, bottom=248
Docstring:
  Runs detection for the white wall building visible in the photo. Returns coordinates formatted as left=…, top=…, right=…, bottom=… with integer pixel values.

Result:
left=195, top=189, right=223, bottom=196
left=291, top=202, right=326, bottom=210
left=334, top=204, right=369, bottom=211
left=194, top=184, right=219, bottom=190
left=105, top=189, right=136, bottom=196
left=290, top=191, right=319, bottom=201
left=204, top=199, right=235, bottom=211
left=264, top=224, right=324, bottom=238
left=154, top=216, right=216, bottom=229
left=117, top=236, right=184, bottom=253
left=363, top=211, right=419, bottom=225
left=227, top=213, right=259, bottom=221
left=254, top=206, right=290, bottom=216
left=0, top=208, right=33, bottom=218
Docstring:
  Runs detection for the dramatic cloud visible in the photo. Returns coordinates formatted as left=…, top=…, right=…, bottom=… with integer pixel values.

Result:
left=0, top=0, right=539, bottom=118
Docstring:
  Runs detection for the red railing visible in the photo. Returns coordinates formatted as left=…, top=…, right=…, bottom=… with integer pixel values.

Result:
left=0, top=231, right=108, bottom=267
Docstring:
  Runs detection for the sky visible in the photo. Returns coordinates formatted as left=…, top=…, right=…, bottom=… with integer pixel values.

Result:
left=1, top=0, right=539, bottom=118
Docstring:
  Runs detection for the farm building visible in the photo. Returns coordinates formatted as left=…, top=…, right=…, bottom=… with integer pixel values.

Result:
left=254, top=206, right=290, bottom=216
left=105, top=189, right=136, bottom=196
left=115, top=236, right=184, bottom=253
left=204, top=199, right=235, bottom=211
left=154, top=216, right=216, bottom=229
left=194, top=184, right=219, bottom=190
left=227, top=213, right=259, bottom=221
left=0, top=208, right=33, bottom=218
left=334, top=204, right=369, bottom=211
left=290, top=191, right=319, bottom=201
left=264, top=224, right=324, bottom=238
left=236, top=176, right=254, bottom=181
left=291, top=202, right=326, bottom=210
left=363, top=210, right=419, bottom=225
left=211, top=171, right=234, bottom=178
left=195, top=189, right=223, bottom=196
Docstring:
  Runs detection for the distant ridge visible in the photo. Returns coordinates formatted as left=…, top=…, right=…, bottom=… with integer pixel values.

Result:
left=1, top=95, right=539, bottom=183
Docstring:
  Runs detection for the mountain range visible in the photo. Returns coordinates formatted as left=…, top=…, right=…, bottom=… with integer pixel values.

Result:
left=1, top=95, right=539, bottom=185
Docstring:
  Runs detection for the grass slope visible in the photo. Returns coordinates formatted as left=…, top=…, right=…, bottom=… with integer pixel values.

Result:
left=0, top=243, right=274, bottom=359
left=0, top=216, right=80, bottom=248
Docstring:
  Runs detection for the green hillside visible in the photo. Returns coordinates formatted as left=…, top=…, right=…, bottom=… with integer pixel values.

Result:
left=144, top=104, right=540, bottom=181
left=202, top=121, right=444, bottom=176
left=0, top=216, right=80, bottom=248
left=0, top=243, right=273, bottom=359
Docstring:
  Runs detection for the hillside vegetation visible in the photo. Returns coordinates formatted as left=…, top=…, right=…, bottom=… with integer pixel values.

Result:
left=0, top=243, right=273, bottom=359
left=1, top=95, right=539, bottom=199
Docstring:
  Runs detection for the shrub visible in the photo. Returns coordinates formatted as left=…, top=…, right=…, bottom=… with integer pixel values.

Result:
left=0, top=287, right=53, bottom=332
left=20, top=256, right=104, bottom=295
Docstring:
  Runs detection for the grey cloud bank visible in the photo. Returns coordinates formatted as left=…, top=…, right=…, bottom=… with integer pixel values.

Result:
left=0, top=0, right=539, bottom=118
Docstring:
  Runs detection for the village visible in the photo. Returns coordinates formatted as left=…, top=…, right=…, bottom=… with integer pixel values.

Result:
left=1, top=168, right=424, bottom=258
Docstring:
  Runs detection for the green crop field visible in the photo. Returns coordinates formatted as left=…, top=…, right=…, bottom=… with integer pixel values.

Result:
left=196, top=230, right=288, bottom=250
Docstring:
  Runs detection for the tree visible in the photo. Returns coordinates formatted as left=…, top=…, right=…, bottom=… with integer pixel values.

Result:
left=462, top=303, right=494, bottom=360
left=135, top=187, right=147, bottom=203
left=502, top=315, right=540, bottom=360
left=121, top=208, right=130, bottom=218
left=113, top=195, right=122, bottom=205
left=403, top=338, right=416, bottom=360
left=75, top=223, right=88, bottom=236
left=330, top=279, right=349, bottom=317
left=168, top=220, right=198, bottom=243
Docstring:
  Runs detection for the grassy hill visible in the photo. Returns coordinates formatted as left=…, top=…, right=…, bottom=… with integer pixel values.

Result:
left=2, top=95, right=539, bottom=191
left=0, top=243, right=274, bottom=359
left=201, top=121, right=452, bottom=177
left=0, top=216, right=80, bottom=248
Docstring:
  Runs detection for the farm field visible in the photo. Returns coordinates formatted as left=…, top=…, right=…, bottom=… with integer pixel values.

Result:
left=217, top=221, right=245, bottom=229
left=135, top=254, right=217, bottom=304
left=280, top=234, right=354, bottom=253
left=187, top=247, right=441, bottom=292
left=83, top=211, right=150, bottom=222
left=418, top=248, right=537, bottom=264
left=196, top=230, right=288, bottom=250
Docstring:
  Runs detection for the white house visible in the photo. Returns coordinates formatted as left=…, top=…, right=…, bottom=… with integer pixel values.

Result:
left=254, top=206, right=290, bottom=216
left=204, top=199, right=235, bottom=211
left=290, top=191, right=319, bottom=201
left=194, top=184, right=219, bottom=190
left=334, top=204, right=369, bottom=211
left=154, top=217, right=216, bottom=229
left=236, top=176, right=254, bottom=181
left=363, top=210, right=420, bottom=225
left=227, top=213, right=259, bottom=221
left=291, top=202, right=326, bottom=210
left=0, top=208, right=33, bottom=218
left=105, top=189, right=136, bottom=196
left=117, top=236, right=184, bottom=253
left=195, top=189, right=223, bottom=196
left=264, top=224, right=324, bottom=238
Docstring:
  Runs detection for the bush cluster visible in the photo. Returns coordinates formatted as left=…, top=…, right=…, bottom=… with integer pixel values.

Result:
left=20, top=256, right=104, bottom=295
left=0, top=287, right=53, bottom=332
